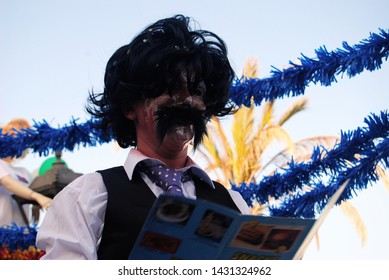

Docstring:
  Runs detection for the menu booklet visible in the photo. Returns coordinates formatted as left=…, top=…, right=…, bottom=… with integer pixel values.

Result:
left=129, top=181, right=348, bottom=260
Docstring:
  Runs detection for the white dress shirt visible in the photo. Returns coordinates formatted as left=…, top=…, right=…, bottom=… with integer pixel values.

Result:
left=36, top=149, right=250, bottom=259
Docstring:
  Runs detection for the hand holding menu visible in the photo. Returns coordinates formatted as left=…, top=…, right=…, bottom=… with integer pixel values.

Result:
left=129, top=181, right=348, bottom=260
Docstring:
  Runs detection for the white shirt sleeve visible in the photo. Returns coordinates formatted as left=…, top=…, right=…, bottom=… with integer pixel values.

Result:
left=36, top=172, right=107, bottom=259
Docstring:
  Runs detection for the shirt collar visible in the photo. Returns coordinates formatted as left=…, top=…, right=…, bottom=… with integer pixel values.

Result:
left=123, top=148, right=215, bottom=189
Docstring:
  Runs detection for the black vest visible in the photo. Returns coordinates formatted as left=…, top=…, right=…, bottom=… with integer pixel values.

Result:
left=96, top=166, right=240, bottom=260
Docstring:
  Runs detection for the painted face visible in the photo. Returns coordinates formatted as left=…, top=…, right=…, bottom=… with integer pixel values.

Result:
left=128, top=71, right=208, bottom=151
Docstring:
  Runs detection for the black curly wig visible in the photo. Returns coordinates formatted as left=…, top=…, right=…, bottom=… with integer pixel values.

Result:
left=86, top=15, right=235, bottom=148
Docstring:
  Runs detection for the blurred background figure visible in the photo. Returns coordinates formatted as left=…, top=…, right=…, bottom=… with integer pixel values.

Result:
left=0, top=118, right=52, bottom=226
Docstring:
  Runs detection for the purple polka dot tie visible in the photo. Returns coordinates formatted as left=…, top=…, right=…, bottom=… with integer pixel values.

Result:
left=140, top=161, right=185, bottom=196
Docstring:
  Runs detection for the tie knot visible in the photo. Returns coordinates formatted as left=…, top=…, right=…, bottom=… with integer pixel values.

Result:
left=138, top=160, right=187, bottom=196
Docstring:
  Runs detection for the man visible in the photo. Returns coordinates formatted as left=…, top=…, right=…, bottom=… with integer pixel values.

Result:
left=36, top=15, right=250, bottom=259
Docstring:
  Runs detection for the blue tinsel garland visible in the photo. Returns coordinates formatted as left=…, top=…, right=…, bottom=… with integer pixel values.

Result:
left=0, top=118, right=111, bottom=158
left=232, top=111, right=389, bottom=218
left=0, top=224, right=37, bottom=251
left=230, top=29, right=389, bottom=107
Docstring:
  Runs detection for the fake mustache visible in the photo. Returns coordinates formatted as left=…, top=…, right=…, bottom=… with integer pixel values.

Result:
left=154, top=105, right=208, bottom=149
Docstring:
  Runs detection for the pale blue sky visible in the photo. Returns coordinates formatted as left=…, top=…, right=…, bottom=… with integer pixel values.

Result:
left=1, top=0, right=388, bottom=259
